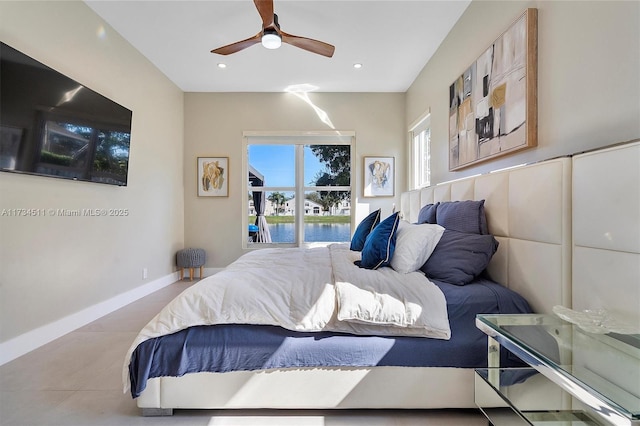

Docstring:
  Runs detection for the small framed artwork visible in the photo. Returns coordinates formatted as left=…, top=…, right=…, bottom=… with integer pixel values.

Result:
left=197, top=156, right=228, bottom=197
left=363, top=156, right=394, bottom=197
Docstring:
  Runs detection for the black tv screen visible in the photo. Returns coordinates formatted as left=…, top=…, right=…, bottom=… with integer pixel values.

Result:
left=0, top=42, right=132, bottom=186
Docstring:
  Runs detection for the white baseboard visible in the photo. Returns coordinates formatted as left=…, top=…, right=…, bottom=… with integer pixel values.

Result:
left=0, top=271, right=179, bottom=366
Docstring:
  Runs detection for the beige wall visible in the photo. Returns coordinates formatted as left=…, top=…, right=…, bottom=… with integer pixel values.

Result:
left=0, top=2, right=185, bottom=342
left=406, top=0, right=640, bottom=185
left=184, top=92, right=405, bottom=267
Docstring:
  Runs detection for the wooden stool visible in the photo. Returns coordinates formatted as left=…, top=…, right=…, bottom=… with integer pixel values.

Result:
left=176, top=248, right=206, bottom=280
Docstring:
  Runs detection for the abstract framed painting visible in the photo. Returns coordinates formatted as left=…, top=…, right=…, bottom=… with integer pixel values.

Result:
left=197, top=156, right=228, bottom=197
left=449, top=8, right=538, bottom=171
left=363, top=156, right=394, bottom=197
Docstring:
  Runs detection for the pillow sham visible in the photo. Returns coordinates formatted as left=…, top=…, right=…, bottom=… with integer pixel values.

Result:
left=390, top=221, right=445, bottom=273
left=357, top=212, right=400, bottom=270
left=436, top=200, right=489, bottom=235
left=420, top=229, right=498, bottom=285
left=350, top=209, right=381, bottom=251
left=417, top=202, right=439, bottom=224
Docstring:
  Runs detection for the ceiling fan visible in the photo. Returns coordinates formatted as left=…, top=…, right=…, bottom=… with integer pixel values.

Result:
left=210, top=0, right=335, bottom=58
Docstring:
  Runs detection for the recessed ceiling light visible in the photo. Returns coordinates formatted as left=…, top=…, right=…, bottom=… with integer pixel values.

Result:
left=353, top=63, right=363, bottom=69
left=217, top=63, right=227, bottom=69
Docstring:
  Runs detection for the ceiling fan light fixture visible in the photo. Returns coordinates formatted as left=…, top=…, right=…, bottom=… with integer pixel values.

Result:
left=210, top=2, right=334, bottom=57
left=261, top=29, right=281, bottom=49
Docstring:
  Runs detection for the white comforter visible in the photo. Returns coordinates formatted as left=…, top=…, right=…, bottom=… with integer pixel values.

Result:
left=122, top=243, right=450, bottom=392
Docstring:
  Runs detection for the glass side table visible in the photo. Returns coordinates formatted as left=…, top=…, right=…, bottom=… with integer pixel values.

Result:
left=475, top=314, right=640, bottom=426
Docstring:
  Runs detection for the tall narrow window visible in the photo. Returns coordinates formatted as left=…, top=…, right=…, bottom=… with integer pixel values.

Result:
left=411, top=113, right=431, bottom=189
left=244, top=132, right=353, bottom=247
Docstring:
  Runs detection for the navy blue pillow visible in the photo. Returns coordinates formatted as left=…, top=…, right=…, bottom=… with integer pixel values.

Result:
left=421, top=229, right=498, bottom=285
left=350, top=209, right=381, bottom=251
left=357, top=212, right=400, bottom=270
left=436, top=200, right=489, bottom=234
left=417, top=202, right=439, bottom=224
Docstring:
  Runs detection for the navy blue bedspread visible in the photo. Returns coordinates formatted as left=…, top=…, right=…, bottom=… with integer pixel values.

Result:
left=129, top=278, right=532, bottom=398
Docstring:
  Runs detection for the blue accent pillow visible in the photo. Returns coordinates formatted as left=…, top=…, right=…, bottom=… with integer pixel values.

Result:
left=420, top=229, right=499, bottom=285
left=417, top=202, right=439, bottom=224
left=350, top=209, right=381, bottom=251
left=357, top=212, right=401, bottom=270
left=436, top=200, right=489, bottom=234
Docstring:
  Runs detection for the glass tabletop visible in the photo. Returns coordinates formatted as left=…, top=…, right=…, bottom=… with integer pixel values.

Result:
left=476, top=314, right=640, bottom=424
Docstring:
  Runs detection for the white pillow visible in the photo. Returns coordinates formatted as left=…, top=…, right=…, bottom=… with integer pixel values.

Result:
left=390, top=221, right=445, bottom=273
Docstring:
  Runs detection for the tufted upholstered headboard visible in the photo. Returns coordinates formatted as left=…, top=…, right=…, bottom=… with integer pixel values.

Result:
left=400, top=156, right=572, bottom=315
left=572, top=141, right=640, bottom=329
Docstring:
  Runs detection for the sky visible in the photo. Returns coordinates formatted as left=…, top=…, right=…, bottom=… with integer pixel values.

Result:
left=248, top=145, right=326, bottom=188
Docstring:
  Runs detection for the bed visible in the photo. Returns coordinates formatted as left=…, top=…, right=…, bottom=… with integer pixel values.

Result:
left=125, top=155, right=573, bottom=415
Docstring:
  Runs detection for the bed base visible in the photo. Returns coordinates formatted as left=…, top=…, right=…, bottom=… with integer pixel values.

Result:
left=137, top=367, right=487, bottom=413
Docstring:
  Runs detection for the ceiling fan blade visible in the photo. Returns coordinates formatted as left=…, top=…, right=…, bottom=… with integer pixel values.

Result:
left=281, top=31, right=335, bottom=58
left=254, top=0, right=275, bottom=28
left=211, top=32, right=262, bottom=55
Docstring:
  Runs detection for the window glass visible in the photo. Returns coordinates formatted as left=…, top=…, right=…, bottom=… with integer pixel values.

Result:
left=304, top=190, right=350, bottom=243
left=412, top=115, right=431, bottom=188
left=248, top=144, right=295, bottom=187
left=246, top=139, right=352, bottom=246
left=305, top=145, right=351, bottom=187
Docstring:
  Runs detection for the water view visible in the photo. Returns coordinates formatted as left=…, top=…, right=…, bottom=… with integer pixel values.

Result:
left=268, top=223, right=351, bottom=243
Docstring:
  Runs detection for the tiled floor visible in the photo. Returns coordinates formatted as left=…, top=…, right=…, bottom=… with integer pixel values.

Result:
left=0, top=281, right=486, bottom=425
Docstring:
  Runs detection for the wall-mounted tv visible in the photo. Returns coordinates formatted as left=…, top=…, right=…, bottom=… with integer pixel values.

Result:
left=0, top=42, right=132, bottom=186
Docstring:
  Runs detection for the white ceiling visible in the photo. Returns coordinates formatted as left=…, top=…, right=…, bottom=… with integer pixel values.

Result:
left=85, top=0, right=470, bottom=93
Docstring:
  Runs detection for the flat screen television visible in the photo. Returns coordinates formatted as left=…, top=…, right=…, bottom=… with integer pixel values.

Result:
left=0, top=42, right=132, bottom=186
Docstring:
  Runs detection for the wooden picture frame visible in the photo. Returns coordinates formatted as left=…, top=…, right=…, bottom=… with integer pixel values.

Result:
left=449, top=8, right=538, bottom=171
left=363, top=156, right=394, bottom=197
left=197, top=157, right=228, bottom=197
